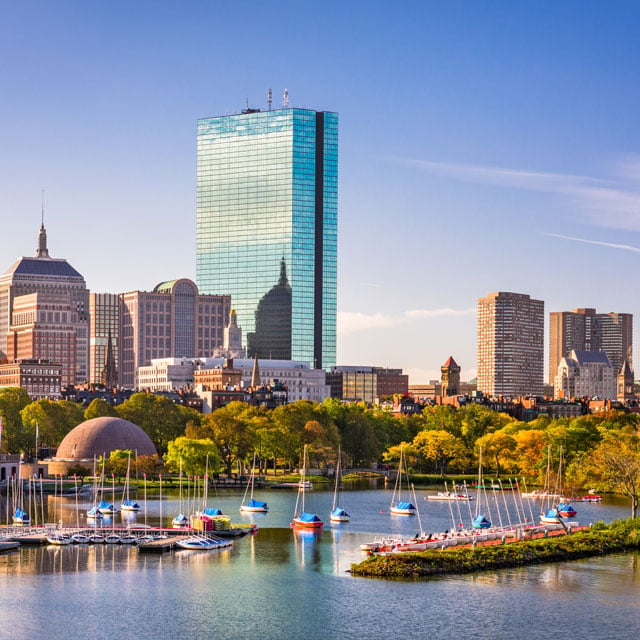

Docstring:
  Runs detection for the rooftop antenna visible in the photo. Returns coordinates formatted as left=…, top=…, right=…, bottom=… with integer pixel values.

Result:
left=283, top=88, right=289, bottom=108
left=267, top=87, right=272, bottom=111
left=245, top=97, right=249, bottom=111
left=41, top=188, right=45, bottom=226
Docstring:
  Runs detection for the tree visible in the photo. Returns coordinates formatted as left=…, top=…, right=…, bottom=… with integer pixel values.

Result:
left=475, top=430, right=518, bottom=477
left=84, top=398, right=117, bottom=420
left=116, top=393, right=194, bottom=453
left=66, top=463, right=91, bottom=483
left=165, top=437, right=222, bottom=477
left=589, top=429, right=640, bottom=518
left=20, top=399, right=84, bottom=453
left=107, top=449, right=134, bottom=480
left=0, top=387, right=31, bottom=453
left=199, top=402, right=253, bottom=475
left=413, top=429, right=467, bottom=475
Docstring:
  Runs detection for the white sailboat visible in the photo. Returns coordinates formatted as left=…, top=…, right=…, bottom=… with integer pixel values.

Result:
left=172, top=459, right=189, bottom=528
left=389, top=446, right=417, bottom=516
left=121, top=453, right=140, bottom=512
left=240, top=453, right=269, bottom=513
left=330, top=447, right=350, bottom=522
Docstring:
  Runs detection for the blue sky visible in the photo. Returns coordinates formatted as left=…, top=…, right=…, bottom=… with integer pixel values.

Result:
left=2, top=1, right=640, bottom=383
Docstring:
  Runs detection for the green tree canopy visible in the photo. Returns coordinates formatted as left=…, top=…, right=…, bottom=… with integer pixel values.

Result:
left=413, top=429, right=467, bottom=475
left=21, top=399, right=84, bottom=454
left=84, top=398, right=117, bottom=420
left=165, top=437, right=222, bottom=477
left=0, top=387, right=31, bottom=453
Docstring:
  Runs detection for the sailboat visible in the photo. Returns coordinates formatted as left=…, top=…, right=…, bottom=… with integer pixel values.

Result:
left=540, top=447, right=576, bottom=524
left=472, top=447, right=491, bottom=529
left=291, top=445, right=323, bottom=528
left=330, top=447, right=350, bottom=522
left=172, top=459, right=189, bottom=528
left=121, top=453, right=141, bottom=512
left=389, top=446, right=417, bottom=515
left=240, top=453, right=269, bottom=513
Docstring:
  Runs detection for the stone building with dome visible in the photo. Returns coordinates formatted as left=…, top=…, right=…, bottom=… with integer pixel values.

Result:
left=0, top=224, right=89, bottom=385
left=48, top=416, right=157, bottom=475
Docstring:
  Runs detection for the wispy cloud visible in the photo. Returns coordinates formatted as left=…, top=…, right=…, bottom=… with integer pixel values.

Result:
left=338, top=308, right=475, bottom=336
left=395, top=156, right=640, bottom=232
left=543, top=232, right=640, bottom=253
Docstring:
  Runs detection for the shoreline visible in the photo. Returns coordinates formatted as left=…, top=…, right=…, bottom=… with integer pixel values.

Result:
left=350, top=518, right=640, bottom=579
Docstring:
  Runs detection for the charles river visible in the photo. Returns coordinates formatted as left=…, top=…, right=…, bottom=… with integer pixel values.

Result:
left=1, top=482, right=639, bottom=640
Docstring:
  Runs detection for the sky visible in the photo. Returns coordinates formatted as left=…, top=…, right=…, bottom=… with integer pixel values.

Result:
left=2, top=1, right=640, bottom=384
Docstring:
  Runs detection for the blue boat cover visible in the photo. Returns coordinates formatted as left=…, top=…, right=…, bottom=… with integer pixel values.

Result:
left=203, top=508, right=222, bottom=516
left=544, top=508, right=559, bottom=518
left=172, top=513, right=188, bottom=523
left=87, top=506, right=101, bottom=516
left=122, top=499, right=140, bottom=508
left=98, top=500, right=113, bottom=509
left=247, top=498, right=268, bottom=508
left=331, top=507, right=350, bottom=517
left=298, top=512, right=322, bottom=523
left=396, top=501, right=415, bottom=510
left=558, top=503, right=576, bottom=513
left=472, top=514, right=491, bottom=528
left=14, top=507, right=27, bottom=519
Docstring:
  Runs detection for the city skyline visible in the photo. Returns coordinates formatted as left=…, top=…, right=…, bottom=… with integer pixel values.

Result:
left=2, top=2, right=640, bottom=382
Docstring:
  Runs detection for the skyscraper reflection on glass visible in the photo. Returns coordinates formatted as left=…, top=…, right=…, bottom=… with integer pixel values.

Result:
left=196, top=106, right=337, bottom=368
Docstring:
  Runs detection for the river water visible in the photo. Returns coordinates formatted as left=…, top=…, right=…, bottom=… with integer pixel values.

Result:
left=1, top=485, right=638, bottom=640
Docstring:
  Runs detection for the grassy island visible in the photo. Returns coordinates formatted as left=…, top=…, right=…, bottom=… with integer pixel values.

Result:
left=350, top=519, right=640, bottom=579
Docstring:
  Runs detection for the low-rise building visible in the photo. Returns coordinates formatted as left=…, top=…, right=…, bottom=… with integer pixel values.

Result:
left=0, top=359, right=62, bottom=399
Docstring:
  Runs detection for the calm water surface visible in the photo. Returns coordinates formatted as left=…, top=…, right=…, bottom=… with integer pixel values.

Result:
left=1, top=485, right=639, bottom=640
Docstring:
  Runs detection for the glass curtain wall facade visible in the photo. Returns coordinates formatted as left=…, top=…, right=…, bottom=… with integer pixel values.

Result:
left=196, top=107, right=337, bottom=368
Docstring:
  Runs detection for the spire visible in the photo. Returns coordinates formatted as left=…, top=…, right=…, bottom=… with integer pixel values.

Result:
left=36, top=191, right=49, bottom=258
left=101, top=329, right=118, bottom=388
left=251, top=353, right=261, bottom=388
left=278, top=257, right=289, bottom=286
left=229, top=309, right=238, bottom=328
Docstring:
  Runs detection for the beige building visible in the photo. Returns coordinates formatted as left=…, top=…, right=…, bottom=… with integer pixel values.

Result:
left=549, top=308, right=633, bottom=384
left=0, top=224, right=89, bottom=383
left=555, top=349, right=615, bottom=400
left=477, top=291, right=544, bottom=397
left=118, top=279, right=231, bottom=388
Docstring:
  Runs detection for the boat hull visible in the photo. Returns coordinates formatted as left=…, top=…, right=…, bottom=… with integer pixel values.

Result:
left=390, top=507, right=416, bottom=516
left=291, top=519, right=324, bottom=529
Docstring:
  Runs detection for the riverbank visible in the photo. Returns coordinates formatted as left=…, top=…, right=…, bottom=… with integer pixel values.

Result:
left=350, top=518, right=640, bottom=578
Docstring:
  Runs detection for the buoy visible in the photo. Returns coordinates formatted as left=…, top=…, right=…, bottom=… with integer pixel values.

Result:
left=379, top=510, right=385, bottom=513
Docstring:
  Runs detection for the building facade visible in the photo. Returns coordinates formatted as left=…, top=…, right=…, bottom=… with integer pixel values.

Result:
left=6, top=292, right=77, bottom=387
left=477, top=291, right=544, bottom=397
left=196, top=104, right=338, bottom=368
left=326, top=366, right=408, bottom=404
left=549, top=308, right=633, bottom=384
left=0, top=359, right=62, bottom=400
left=0, top=225, right=89, bottom=383
left=554, top=349, right=615, bottom=400
left=118, top=279, right=231, bottom=388
left=89, top=293, right=120, bottom=386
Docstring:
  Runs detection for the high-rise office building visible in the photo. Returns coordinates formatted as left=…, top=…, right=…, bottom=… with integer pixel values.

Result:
left=477, top=291, right=544, bottom=397
left=549, top=308, right=633, bottom=382
left=118, top=279, right=230, bottom=388
left=0, top=225, right=89, bottom=384
left=196, top=101, right=338, bottom=368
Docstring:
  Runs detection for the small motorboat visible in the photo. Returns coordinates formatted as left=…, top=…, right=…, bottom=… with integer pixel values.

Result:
left=47, top=532, right=72, bottom=546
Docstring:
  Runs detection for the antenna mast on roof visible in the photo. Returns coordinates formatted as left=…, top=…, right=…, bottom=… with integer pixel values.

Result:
left=41, top=188, right=45, bottom=226
left=283, top=88, right=289, bottom=108
left=267, top=87, right=272, bottom=111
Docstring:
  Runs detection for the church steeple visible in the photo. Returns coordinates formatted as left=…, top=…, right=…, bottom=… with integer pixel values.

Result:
left=278, top=257, right=289, bottom=287
left=251, top=353, right=261, bottom=388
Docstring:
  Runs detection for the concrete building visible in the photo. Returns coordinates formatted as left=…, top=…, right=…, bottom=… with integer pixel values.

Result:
left=554, top=349, right=615, bottom=400
left=477, top=291, right=544, bottom=397
left=137, top=356, right=329, bottom=404
left=0, top=224, right=89, bottom=383
left=118, top=279, right=231, bottom=388
left=0, top=359, right=62, bottom=400
left=196, top=102, right=338, bottom=368
left=549, top=308, right=633, bottom=384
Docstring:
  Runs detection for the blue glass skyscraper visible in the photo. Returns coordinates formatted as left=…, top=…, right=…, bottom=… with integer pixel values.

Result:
left=196, top=106, right=337, bottom=368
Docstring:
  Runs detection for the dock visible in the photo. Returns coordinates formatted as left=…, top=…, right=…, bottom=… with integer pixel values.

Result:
left=0, top=541, right=20, bottom=553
